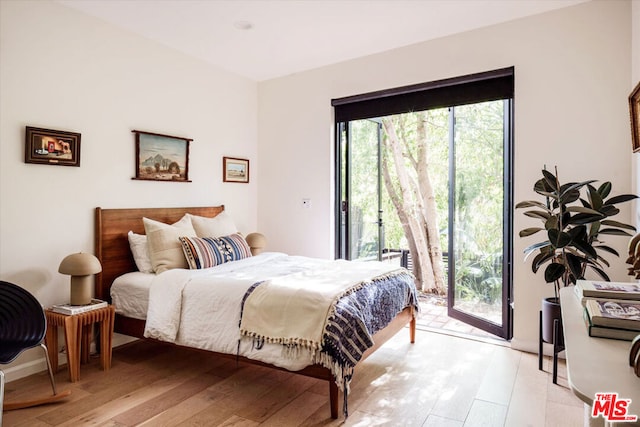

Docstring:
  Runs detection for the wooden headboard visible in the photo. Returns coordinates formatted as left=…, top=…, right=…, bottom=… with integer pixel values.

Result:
left=94, top=206, right=225, bottom=302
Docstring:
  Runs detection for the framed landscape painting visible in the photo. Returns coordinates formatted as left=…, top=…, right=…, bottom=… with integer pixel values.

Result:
left=25, top=126, right=81, bottom=166
left=132, top=130, right=192, bottom=182
left=223, top=157, right=249, bottom=183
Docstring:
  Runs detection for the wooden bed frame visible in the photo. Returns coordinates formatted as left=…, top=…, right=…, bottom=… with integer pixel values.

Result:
left=94, top=206, right=415, bottom=419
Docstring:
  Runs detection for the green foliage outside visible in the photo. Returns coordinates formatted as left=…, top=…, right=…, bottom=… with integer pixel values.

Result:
left=348, top=120, right=383, bottom=259
left=345, top=101, right=506, bottom=312
left=452, top=102, right=504, bottom=309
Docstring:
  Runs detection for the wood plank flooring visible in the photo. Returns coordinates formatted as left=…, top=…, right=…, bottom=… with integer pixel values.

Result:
left=3, top=328, right=584, bottom=426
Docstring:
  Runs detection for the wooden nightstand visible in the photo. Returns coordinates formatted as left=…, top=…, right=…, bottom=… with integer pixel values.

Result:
left=44, top=305, right=115, bottom=382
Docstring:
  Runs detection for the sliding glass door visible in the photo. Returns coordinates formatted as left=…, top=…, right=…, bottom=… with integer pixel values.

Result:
left=337, top=120, right=385, bottom=261
left=334, top=68, right=514, bottom=340
left=447, top=101, right=512, bottom=337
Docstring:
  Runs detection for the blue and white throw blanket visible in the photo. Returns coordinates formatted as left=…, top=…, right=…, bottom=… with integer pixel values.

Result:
left=318, top=271, right=418, bottom=387
left=239, top=264, right=418, bottom=416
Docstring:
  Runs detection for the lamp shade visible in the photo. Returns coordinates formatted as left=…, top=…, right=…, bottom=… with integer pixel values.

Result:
left=58, top=253, right=102, bottom=276
left=245, top=232, right=267, bottom=256
left=59, top=253, right=102, bottom=305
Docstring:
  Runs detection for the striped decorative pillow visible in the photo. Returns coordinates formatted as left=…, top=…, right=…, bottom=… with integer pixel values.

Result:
left=179, top=233, right=252, bottom=269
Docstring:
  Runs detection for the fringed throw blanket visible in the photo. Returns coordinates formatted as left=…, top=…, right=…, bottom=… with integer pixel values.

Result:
left=239, top=260, right=401, bottom=351
left=239, top=261, right=418, bottom=416
left=318, top=271, right=417, bottom=388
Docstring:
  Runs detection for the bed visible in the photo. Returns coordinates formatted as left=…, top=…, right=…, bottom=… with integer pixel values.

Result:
left=94, top=206, right=417, bottom=419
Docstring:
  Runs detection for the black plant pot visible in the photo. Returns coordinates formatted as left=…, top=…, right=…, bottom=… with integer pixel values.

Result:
left=541, top=297, right=564, bottom=347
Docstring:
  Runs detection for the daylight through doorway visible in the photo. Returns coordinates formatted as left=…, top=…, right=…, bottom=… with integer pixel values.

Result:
left=333, top=68, right=514, bottom=340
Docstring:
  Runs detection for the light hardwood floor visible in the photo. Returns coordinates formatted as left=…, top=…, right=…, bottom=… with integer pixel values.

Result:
left=3, top=327, right=584, bottom=426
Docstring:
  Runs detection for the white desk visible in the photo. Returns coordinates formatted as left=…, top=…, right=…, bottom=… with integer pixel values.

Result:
left=560, top=287, right=640, bottom=426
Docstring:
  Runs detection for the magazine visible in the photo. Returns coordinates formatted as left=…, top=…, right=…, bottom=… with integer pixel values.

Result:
left=51, top=299, right=108, bottom=315
left=575, top=280, right=640, bottom=305
left=584, top=299, right=640, bottom=331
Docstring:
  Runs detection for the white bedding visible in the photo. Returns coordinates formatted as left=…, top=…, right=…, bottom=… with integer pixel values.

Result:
left=112, top=268, right=311, bottom=370
left=111, top=252, right=403, bottom=371
left=112, top=271, right=153, bottom=320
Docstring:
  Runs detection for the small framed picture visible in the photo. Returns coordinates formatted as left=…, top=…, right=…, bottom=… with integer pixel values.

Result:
left=25, top=126, right=81, bottom=167
left=132, top=130, right=192, bottom=182
left=630, top=81, right=640, bottom=153
left=223, top=157, right=249, bottom=183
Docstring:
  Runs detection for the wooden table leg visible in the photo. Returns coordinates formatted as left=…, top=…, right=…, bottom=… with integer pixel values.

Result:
left=81, top=323, right=92, bottom=364
left=45, top=323, right=58, bottom=373
left=63, top=315, right=80, bottom=382
left=100, top=307, right=114, bottom=371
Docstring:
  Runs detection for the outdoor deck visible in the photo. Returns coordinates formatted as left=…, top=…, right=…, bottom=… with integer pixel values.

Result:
left=416, top=293, right=504, bottom=342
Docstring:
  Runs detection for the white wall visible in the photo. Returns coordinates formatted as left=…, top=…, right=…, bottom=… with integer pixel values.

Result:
left=0, top=0, right=258, bottom=377
left=257, top=0, right=633, bottom=350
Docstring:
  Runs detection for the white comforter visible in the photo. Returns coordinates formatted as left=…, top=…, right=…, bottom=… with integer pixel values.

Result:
left=142, top=252, right=400, bottom=371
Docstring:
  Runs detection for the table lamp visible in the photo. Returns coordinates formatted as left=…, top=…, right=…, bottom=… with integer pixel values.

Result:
left=245, top=232, right=266, bottom=256
left=58, top=253, right=102, bottom=305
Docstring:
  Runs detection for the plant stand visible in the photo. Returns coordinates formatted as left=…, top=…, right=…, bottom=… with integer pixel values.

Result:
left=538, top=310, right=564, bottom=384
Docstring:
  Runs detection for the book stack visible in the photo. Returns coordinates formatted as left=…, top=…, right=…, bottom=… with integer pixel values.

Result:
left=576, top=280, right=640, bottom=341
left=51, top=298, right=108, bottom=315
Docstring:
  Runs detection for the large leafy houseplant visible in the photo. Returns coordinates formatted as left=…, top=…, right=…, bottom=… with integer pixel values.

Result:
left=517, top=167, right=637, bottom=299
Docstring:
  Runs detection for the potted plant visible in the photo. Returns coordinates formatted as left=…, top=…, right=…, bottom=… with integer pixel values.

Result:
left=516, top=167, right=637, bottom=346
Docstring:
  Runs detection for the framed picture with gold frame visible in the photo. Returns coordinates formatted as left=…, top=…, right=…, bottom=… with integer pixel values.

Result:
left=630, top=81, right=640, bottom=153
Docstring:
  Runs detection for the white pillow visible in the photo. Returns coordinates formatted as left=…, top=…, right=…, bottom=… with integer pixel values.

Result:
left=188, top=211, right=237, bottom=237
left=127, top=231, right=153, bottom=273
left=143, top=215, right=197, bottom=273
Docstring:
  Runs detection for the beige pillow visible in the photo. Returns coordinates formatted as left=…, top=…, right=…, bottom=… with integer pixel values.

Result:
left=188, top=211, right=237, bottom=237
left=143, top=215, right=197, bottom=273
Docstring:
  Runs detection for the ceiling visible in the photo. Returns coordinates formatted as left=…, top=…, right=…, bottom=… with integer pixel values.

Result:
left=57, top=0, right=588, bottom=82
